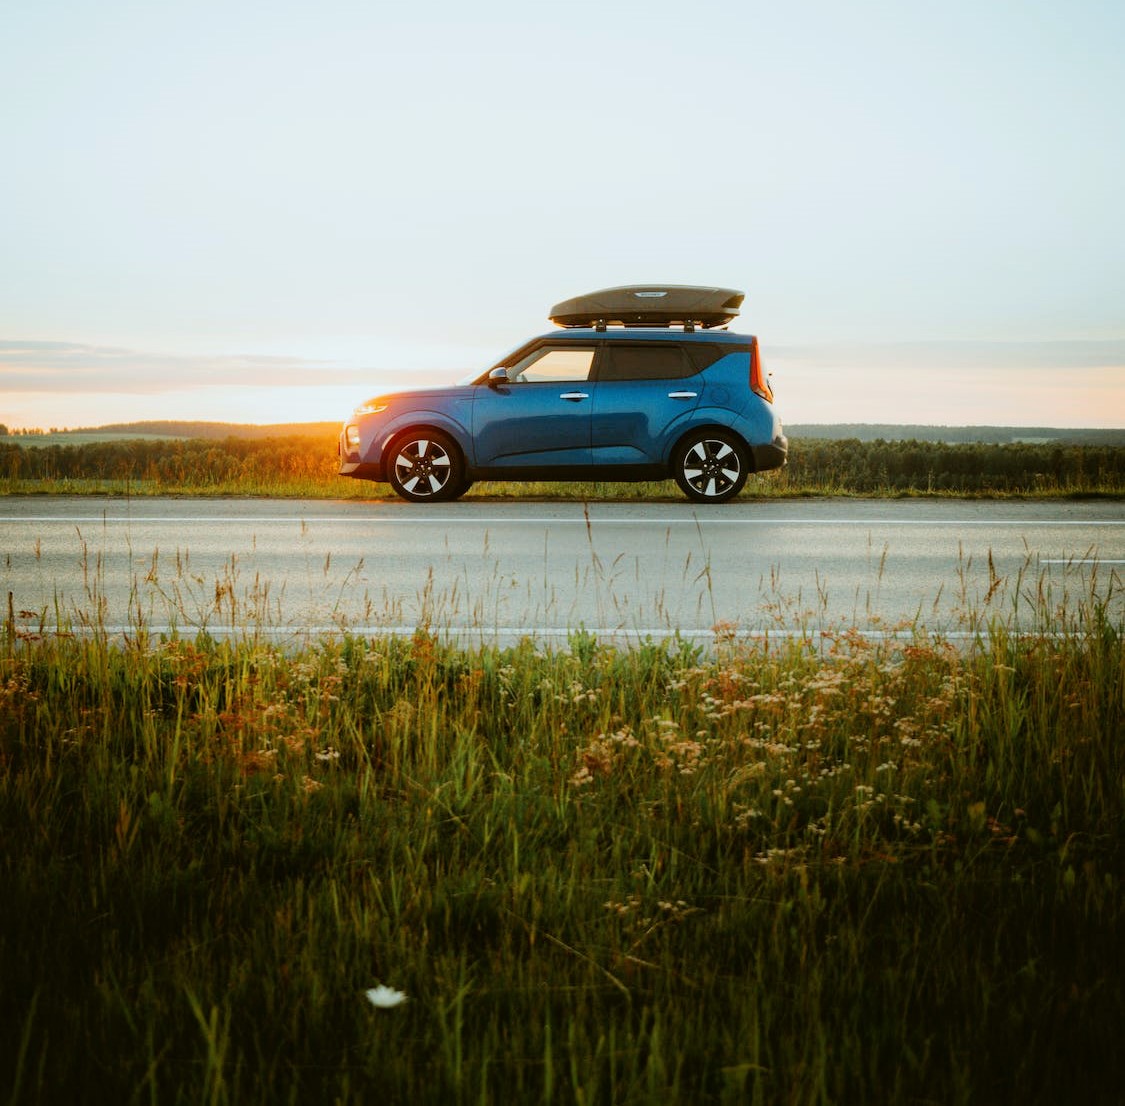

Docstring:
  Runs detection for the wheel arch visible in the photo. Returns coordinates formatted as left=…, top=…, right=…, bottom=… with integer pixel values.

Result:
left=668, top=423, right=756, bottom=473
left=379, top=421, right=470, bottom=474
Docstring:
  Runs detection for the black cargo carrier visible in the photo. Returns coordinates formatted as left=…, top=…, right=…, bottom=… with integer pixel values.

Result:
left=549, top=285, right=743, bottom=330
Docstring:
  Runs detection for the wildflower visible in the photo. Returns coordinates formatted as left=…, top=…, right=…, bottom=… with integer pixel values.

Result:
left=754, top=846, right=805, bottom=865
left=712, top=620, right=739, bottom=642
left=604, top=897, right=639, bottom=916
left=366, top=985, right=408, bottom=1009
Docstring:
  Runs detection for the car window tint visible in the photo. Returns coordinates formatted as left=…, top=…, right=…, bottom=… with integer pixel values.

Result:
left=512, top=347, right=595, bottom=383
left=685, top=343, right=743, bottom=373
left=599, top=344, right=693, bottom=381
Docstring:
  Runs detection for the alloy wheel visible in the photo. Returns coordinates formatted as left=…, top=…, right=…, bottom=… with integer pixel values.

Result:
left=675, top=434, right=747, bottom=502
left=392, top=437, right=453, bottom=498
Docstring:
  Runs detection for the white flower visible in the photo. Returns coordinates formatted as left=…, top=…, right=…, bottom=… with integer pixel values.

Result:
left=365, top=985, right=408, bottom=1009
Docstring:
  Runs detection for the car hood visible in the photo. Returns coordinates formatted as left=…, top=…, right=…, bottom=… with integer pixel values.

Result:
left=358, top=383, right=473, bottom=409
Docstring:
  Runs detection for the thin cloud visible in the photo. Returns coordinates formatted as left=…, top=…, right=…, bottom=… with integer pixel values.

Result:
left=2, top=338, right=1122, bottom=430
left=0, top=340, right=382, bottom=394
left=770, top=340, right=1125, bottom=371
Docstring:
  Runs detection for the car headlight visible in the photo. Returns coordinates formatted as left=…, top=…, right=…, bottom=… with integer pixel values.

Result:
left=354, top=401, right=389, bottom=416
left=345, top=425, right=362, bottom=449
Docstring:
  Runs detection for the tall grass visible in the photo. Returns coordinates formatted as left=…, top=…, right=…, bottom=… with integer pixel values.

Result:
left=4, top=435, right=1123, bottom=498
left=1, top=586, right=1122, bottom=1103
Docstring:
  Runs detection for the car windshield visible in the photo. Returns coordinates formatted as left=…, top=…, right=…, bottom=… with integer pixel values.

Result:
left=456, top=339, right=530, bottom=386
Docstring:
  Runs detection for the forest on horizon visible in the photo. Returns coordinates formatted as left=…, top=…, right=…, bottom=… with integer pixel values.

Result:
left=2, top=419, right=1123, bottom=447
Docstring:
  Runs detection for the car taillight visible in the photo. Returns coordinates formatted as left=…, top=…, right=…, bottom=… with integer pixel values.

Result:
left=749, top=336, right=773, bottom=403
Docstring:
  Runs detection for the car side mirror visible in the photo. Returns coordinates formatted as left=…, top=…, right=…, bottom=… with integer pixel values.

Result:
left=487, top=367, right=510, bottom=387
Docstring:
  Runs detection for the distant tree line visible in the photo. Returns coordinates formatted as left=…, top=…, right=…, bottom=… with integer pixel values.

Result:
left=785, top=424, right=1125, bottom=447
left=780, top=437, right=1124, bottom=493
left=2, top=434, right=1123, bottom=494
left=1, top=435, right=336, bottom=485
left=86, top=420, right=341, bottom=441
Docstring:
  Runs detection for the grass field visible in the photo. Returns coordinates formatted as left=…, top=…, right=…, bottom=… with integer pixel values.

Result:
left=2, top=577, right=1122, bottom=1104
left=4, top=433, right=1123, bottom=499
left=4, top=474, right=1123, bottom=502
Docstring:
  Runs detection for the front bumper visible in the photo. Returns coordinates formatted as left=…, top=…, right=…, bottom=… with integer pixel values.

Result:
left=338, top=430, right=384, bottom=481
left=338, top=458, right=383, bottom=480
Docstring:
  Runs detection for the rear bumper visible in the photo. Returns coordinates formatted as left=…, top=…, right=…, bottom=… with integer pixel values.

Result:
left=751, top=433, right=788, bottom=473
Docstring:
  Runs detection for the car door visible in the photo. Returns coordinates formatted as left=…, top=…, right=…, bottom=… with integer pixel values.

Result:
left=471, top=344, right=596, bottom=469
left=590, top=341, right=701, bottom=464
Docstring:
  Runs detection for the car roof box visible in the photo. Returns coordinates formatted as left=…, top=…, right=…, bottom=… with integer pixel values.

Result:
left=549, top=285, right=743, bottom=329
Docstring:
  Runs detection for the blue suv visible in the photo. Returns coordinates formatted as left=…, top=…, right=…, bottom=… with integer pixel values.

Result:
left=338, top=285, right=787, bottom=503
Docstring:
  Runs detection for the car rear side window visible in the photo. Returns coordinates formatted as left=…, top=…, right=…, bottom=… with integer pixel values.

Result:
left=684, top=342, right=745, bottom=373
left=597, top=343, right=694, bottom=381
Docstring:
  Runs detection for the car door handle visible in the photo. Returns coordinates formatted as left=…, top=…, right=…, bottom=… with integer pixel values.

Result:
left=559, top=392, right=590, bottom=401
left=667, top=391, right=698, bottom=399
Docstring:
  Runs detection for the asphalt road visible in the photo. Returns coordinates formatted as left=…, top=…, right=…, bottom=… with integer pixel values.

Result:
left=2, top=497, right=1122, bottom=643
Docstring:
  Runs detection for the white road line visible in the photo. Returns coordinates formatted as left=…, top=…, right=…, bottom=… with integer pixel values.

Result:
left=3, top=516, right=1124, bottom=526
left=1041, top=558, right=1125, bottom=564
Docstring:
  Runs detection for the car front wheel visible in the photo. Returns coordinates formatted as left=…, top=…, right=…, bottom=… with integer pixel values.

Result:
left=386, top=431, right=467, bottom=502
left=672, top=431, right=749, bottom=503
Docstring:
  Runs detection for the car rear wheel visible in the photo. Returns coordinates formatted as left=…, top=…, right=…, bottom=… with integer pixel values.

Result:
left=386, top=431, right=466, bottom=502
left=672, top=430, right=749, bottom=503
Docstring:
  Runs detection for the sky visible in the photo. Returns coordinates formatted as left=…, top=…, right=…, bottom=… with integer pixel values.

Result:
left=1, top=0, right=1123, bottom=430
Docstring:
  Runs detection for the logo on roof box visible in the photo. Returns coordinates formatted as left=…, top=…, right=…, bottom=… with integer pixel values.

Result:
left=633, top=291, right=668, bottom=298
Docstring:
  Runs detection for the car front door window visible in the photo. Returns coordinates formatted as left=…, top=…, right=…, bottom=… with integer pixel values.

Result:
left=510, top=347, right=595, bottom=383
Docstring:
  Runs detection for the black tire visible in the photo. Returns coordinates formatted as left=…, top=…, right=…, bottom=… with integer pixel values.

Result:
left=672, top=430, right=749, bottom=504
left=386, top=430, right=466, bottom=503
